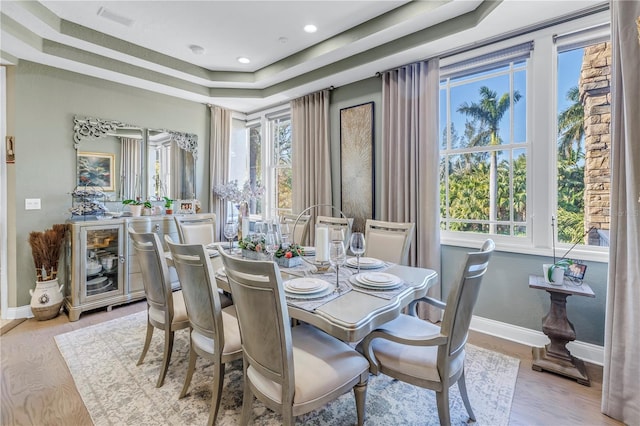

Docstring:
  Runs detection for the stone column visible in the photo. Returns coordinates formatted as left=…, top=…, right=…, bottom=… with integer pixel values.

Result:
left=579, top=42, right=611, bottom=245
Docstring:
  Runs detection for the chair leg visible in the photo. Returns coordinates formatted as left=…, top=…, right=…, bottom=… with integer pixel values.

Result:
left=156, top=328, right=174, bottom=388
left=458, top=369, right=476, bottom=421
left=240, top=379, right=254, bottom=425
left=137, top=321, right=154, bottom=366
left=353, top=381, right=368, bottom=426
left=435, top=388, right=451, bottom=426
left=179, top=342, right=198, bottom=398
left=206, top=361, right=225, bottom=426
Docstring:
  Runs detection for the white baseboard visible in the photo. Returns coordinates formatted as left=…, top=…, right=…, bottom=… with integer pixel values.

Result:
left=470, top=315, right=604, bottom=366
left=2, top=305, right=34, bottom=320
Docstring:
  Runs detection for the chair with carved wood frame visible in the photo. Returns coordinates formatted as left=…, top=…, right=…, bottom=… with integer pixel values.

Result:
left=166, top=238, right=242, bottom=425
left=219, top=249, right=369, bottom=426
left=363, top=219, right=415, bottom=265
left=359, top=239, right=495, bottom=425
left=128, top=227, right=190, bottom=388
left=175, top=213, right=216, bottom=245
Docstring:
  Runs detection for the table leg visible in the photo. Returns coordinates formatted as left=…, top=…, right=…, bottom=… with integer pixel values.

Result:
left=531, top=291, right=591, bottom=386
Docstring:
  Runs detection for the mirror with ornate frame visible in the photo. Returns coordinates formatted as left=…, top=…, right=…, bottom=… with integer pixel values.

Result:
left=73, top=116, right=198, bottom=202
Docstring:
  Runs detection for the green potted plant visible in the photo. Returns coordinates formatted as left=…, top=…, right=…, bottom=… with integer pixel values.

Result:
left=163, top=197, right=174, bottom=215
left=544, top=258, right=573, bottom=284
left=122, top=199, right=146, bottom=217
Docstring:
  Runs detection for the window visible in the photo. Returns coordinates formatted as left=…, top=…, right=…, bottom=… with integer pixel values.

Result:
left=440, top=45, right=529, bottom=238
left=439, top=12, right=610, bottom=260
left=235, top=106, right=292, bottom=221
left=269, top=115, right=292, bottom=216
left=556, top=35, right=611, bottom=248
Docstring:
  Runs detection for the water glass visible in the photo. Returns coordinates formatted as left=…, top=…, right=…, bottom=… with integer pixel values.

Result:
left=223, top=220, right=237, bottom=252
left=265, top=231, right=280, bottom=261
left=329, top=241, right=347, bottom=292
left=349, top=232, right=366, bottom=273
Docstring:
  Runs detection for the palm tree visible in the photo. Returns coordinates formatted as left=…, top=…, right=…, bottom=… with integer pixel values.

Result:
left=557, top=86, right=584, bottom=160
left=457, top=86, right=521, bottom=233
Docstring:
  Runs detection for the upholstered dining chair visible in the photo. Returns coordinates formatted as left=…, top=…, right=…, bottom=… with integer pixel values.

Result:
left=316, top=215, right=353, bottom=246
left=359, top=239, right=495, bottom=425
left=281, top=213, right=311, bottom=246
left=218, top=249, right=370, bottom=426
left=166, top=239, right=242, bottom=426
left=363, top=219, right=415, bottom=265
left=175, top=213, right=216, bottom=245
left=128, top=227, right=190, bottom=388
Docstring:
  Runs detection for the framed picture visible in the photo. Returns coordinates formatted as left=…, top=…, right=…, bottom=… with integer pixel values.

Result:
left=566, top=262, right=587, bottom=280
left=178, top=200, right=195, bottom=214
left=340, top=102, right=374, bottom=232
left=77, top=152, right=115, bottom=191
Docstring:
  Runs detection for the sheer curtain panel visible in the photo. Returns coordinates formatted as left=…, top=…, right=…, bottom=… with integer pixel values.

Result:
left=291, top=89, right=332, bottom=237
left=209, top=105, right=232, bottom=241
left=380, top=59, right=441, bottom=321
left=602, top=1, right=640, bottom=422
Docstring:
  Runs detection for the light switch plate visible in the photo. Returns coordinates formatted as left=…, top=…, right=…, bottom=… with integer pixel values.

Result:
left=25, top=198, right=41, bottom=210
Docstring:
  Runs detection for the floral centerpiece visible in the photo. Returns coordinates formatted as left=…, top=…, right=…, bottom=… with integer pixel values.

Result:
left=274, top=243, right=304, bottom=267
left=238, top=236, right=304, bottom=267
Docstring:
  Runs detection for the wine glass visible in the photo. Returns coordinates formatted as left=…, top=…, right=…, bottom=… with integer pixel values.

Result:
left=329, top=240, right=347, bottom=292
left=349, top=232, right=366, bottom=274
left=280, top=222, right=291, bottom=249
left=223, top=220, right=237, bottom=252
left=265, top=230, right=280, bottom=261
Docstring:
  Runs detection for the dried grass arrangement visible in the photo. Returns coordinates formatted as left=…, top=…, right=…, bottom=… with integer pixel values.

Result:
left=29, top=224, right=68, bottom=281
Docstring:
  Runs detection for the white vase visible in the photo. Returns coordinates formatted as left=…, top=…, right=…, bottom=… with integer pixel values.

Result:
left=543, top=264, right=565, bottom=285
left=129, top=205, right=142, bottom=217
left=30, top=278, right=65, bottom=320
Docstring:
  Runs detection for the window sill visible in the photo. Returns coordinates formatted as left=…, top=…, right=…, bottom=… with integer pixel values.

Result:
left=441, top=235, right=609, bottom=263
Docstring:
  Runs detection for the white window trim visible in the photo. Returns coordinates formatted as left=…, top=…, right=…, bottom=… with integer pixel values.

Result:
left=439, top=10, right=610, bottom=264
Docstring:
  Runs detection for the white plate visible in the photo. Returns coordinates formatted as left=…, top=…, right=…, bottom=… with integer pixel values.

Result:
left=205, top=243, right=217, bottom=249
left=206, top=248, right=220, bottom=258
left=285, top=284, right=334, bottom=299
left=285, top=278, right=328, bottom=294
left=87, top=276, right=108, bottom=286
left=360, top=272, right=397, bottom=284
left=350, top=275, right=402, bottom=290
left=346, top=257, right=384, bottom=269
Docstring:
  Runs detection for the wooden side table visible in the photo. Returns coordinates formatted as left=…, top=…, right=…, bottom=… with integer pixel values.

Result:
left=528, top=275, right=595, bottom=386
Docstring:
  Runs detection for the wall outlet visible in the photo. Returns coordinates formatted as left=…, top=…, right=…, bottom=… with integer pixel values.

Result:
left=25, top=198, right=41, bottom=210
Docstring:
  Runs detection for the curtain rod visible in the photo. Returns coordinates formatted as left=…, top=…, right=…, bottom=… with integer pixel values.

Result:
left=374, top=2, right=609, bottom=77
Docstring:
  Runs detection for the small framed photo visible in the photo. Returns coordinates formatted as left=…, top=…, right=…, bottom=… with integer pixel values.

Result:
left=77, top=151, right=115, bottom=191
left=178, top=200, right=195, bottom=214
left=566, top=262, right=587, bottom=280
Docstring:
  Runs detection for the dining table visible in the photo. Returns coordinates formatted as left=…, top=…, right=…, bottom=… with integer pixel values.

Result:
left=205, top=246, right=438, bottom=343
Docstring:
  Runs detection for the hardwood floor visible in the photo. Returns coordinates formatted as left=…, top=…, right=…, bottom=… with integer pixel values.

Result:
left=1, top=301, right=623, bottom=426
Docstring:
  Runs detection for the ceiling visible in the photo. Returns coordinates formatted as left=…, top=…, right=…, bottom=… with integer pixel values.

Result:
left=1, top=0, right=607, bottom=114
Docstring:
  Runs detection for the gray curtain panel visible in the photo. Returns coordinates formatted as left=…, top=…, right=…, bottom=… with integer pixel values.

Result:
left=120, top=137, right=142, bottom=200
left=209, top=105, right=232, bottom=241
left=602, top=1, right=640, bottom=422
left=380, top=59, right=441, bottom=322
left=291, top=89, right=332, bottom=243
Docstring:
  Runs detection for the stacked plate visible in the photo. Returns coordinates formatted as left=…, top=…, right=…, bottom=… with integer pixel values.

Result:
left=205, top=244, right=220, bottom=257
left=345, top=257, right=385, bottom=270
left=300, top=246, right=315, bottom=256
left=350, top=272, right=402, bottom=290
left=284, top=277, right=332, bottom=299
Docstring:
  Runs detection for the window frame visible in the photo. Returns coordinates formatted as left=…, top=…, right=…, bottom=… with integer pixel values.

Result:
left=439, top=10, right=610, bottom=263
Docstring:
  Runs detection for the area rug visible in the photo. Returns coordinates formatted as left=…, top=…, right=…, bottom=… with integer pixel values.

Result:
left=55, top=311, right=519, bottom=425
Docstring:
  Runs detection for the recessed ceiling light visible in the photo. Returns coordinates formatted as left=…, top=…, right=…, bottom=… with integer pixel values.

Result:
left=304, top=24, right=317, bottom=33
left=237, top=57, right=251, bottom=64
left=97, top=6, right=133, bottom=27
left=189, top=45, right=205, bottom=55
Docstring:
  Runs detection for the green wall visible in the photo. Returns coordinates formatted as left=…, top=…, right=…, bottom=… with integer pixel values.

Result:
left=6, top=62, right=608, bottom=346
left=6, top=61, right=209, bottom=307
